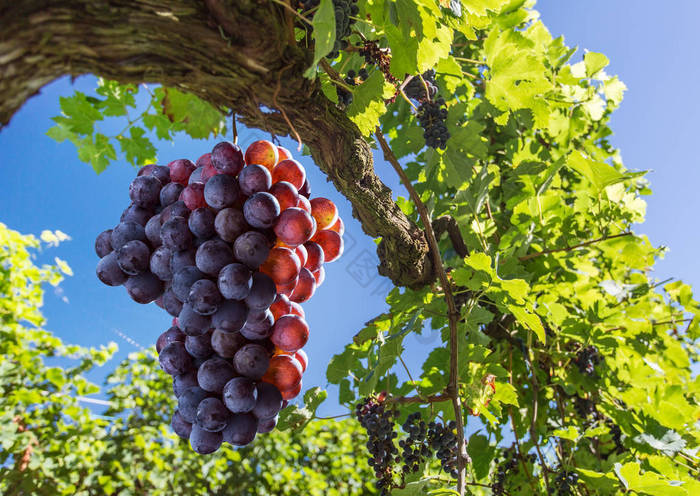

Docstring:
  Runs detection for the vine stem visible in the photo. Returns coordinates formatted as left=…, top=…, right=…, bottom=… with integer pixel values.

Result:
left=518, top=231, right=632, bottom=262
left=375, top=128, right=468, bottom=495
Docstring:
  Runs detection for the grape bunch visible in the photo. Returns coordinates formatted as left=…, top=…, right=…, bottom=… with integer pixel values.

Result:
left=551, top=470, right=579, bottom=495
left=95, top=139, right=345, bottom=454
left=400, top=413, right=459, bottom=478
left=574, top=345, right=602, bottom=376
left=402, top=71, right=450, bottom=150
left=355, top=394, right=398, bottom=495
left=337, top=69, right=369, bottom=106
left=359, top=40, right=396, bottom=83
left=491, top=450, right=519, bottom=496
left=300, top=0, right=359, bottom=59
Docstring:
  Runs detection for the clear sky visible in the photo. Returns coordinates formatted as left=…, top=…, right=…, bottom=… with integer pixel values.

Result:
left=0, top=1, right=698, bottom=417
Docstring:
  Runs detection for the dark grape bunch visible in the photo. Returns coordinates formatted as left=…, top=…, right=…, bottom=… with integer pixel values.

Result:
left=403, top=70, right=438, bottom=101
left=428, top=419, right=459, bottom=477
left=574, top=345, right=602, bottom=376
left=359, top=40, right=396, bottom=83
left=300, top=0, right=359, bottom=59
left=551, top=469, right=579, bottom=495
left=95, top=139, right=345, bottom=454
left=402, top=70, right=450, bottom=150
left=491, top=449, right=519, bottom=496
left=337, top=69, right=369, bottom=106
left=400, top=413, right=459, bottom=477
left=355, top=394, right=398, bottom=495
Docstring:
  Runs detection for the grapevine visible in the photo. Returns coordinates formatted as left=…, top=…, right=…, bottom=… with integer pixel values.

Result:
left=300, top=0, right=359, bottom=59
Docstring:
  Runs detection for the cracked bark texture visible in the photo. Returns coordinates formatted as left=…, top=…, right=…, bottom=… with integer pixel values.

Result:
left=0, top=0, right=433, bottom=288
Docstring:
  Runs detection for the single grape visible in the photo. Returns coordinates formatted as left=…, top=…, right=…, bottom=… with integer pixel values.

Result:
left=172, top=410, right=192, bottom=439
left=150, top=246, right=173, bottom=281
left=125, top=272, right=164, bottom=303
left=262, top=354, right=302, bottom=392
left=171, top=266, right=205, bottom=302
left=185, top=329, right=214, bottom=358
left=274, top=207, right=315, bottom=247
left=170, top=248, right=196, bottom=275
left=297, top=195, right=311, bottom=213
left=290, top=267, right=316, bottom=303
left=168, top=158, right=196, bottom=185
left=160, top=216, right=193, bottom=251
left=304, top=241, right=325, bottom=273
left=275, top=277, right=297, bottom=298
left=234, top=343, right=270, bottom=379
left=298, top=179, right=311, bottom=198
left=281, top=379, right=302, bottom=401
left=276, top=146, right=292, bottom=162
left=240, top=309, right=274, bottom=340
left=218, top=263, right=252, bottom=300
left=269, top=294, right=292, bottom=321
left=95, top=229, right=113, bottom=258
left=295, top=349, right=308, bottom=373
left=159, top=341, right=193, bottom=376
left=238, top=164, right=272, bottom=196
left=160, top=200, right=190, bottom=223
left=271, top=159, right=306, bottom=190
left=173, top=370, right=199, bottom=397
left=196, top=152, right=213, bottom=169
left=260, top=247, right=301, bottom=285
left=156, top=326, right=185, bottom=353
left=270, top=314, right=309, bottom=353
left=188, top=207, right=216, bottom=239
left=189, top=166, right=204, bottom=184
left=289, top=301, right=305, bottom=319
left=269, top=181, right=299, bottom=211
left=244, top=140, right=278, bottom=172
left=312, top=266, right=325, bottom=286
left=120, top=203, right=154, bottom=227
left=149, top=164, right=171, bottom=185
left=312, top=229, right=343, bottom=262
left=222, top=413, right=258, bottom=446
left=129, top=175, right=162, bottom=208
left=328, top=216, right=345, bottom=235
left=178, top=302, right=212, bottom=336
left=295, top=244, right=308, bottom=267
left=196, top=397, right=231, bottom=432
left=116, top=239, right=150, bottom=275
left=211, top=299, right=248, bottom=333
left=190, top=424, right=223, bottom=454
left=211, top=329, right=247, bottom=358
left=252, top=382, right=283, bottom=420
left=160, top=182, right=185, bottom=207
left=195, top=239, right=233, bottom=277
left=163, top=288, right=183, bottom=317
left=245, top=272, right=277, bottom=311
left=233, top=231, right=270, bottom=268
left=204, top=173, right=240, bottom=210
left=144, top=214, right=162, bottom=247
left=310, top=198, right=339, bottom=230
left=188, top=279, right=222, bottom=316
left=257, top=415, right=278, bottom=434
left=198, top=357, right=236, bottom=394
left=243, top=192, right=280, bottom=229
left=96, top=252, right=128, bottom=286
left=179, top=386, right=210, bottom=423
left=222, top=377, right=258, bottom=413
left=214, top=208, right=249, bottom=243
left=181, top=182, right=207, bottom=210
left=111, top=221, right=146, bottom=250
left=211, top=142, right=245, bottom=176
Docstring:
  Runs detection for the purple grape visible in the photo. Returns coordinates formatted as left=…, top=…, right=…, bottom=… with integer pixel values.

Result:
left=120, top=203, right=154, bottom=227
left=172, top=410, right=192, bottom=439
left=156, top=326, right=185, bottom=354
left=149, top=164, right=171, bottom=185
left=243, top=192, right=280, bottom=229
left=257, top=415, right=278, bottom=433
left=240, top=309, right=273, bottom=340
left=189, top=166, right=204, bottom=185
left=211, top=299, right=248, bottom=333
left=173, top=370, right=199, bottom=397
left=129, top=175, right=162, bottom=208
left=95, top=229, right=113, bottom=257
left=238, top=164, right=272, bottom=196
left=195, top=239, right=234, bottom=277
left=188, top=279, right=222, bottom=316
left=184, top=329, right=214, bottom=359
left=197, top=357, right=236, bottom=394
left=178, top=386, right=210, bottom=423
left=190, top=424, right=222, bottom=454
left=222, top=413, right=257, bottom=446
left=233, top=231, right=270, bottom=268
left=170, top=248, right=196, bottom=274
left=178, top=302, right=211, bottom=336
left=159, top=341, right=193, bottom=376
left=160, top=201, right=190, bottom=223
left=196, top=397, right=231, bottom=432
left=188, top=208, right=216, bottom=239
left=204, top=174, right=240, bottom=210
left=222, top=377, right=257, bottom=413
left=125, top=272, right=163, bottom=303
left=172, top=266, right=205, bottom=302
left=116, top=240, right=150, bottom=275
left=160, top=216, right=192, bottom=251
left=144, top=214, right=162, bottom=247
left=252, top=382, right=283, bottom=420
left=160, top=182, right=184, bottom=207
left=211, top=142, right=244, bottom=176
left=218, top=263, right=252, bottom=300
left=163, top=288, right=184, bottom=317
left=214, top=208, right=249, bottom=243
left=111, top=221, right=146, bottom=250
left=96, top=252, right=128, bottom=286
left=211, top=329, right=247, bottom=358
left=245, top=272, right=276, bottom=311
left=233, top=344, right=270, bottom=379
left=150, top=246, right=173, bottom=281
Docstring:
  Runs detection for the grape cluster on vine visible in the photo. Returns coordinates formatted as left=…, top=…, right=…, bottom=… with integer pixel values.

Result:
left=428, top=420, right=459, bottom=478
left=355, top=395, right=398, bottom=495
left=359, top=40, right=396, bottom=83
left=300, top=0, right=359, bottom=59
left=402, top=70, right=450, bottom=150
left=491, top=450, right=519, bottom=496
left=574, top=345, right=602, bottom=376
left=399, top=412, right=459, bottom=478
left=551, top=470, right=579, bottom=495
left=337, top=69, right=369, bottom=107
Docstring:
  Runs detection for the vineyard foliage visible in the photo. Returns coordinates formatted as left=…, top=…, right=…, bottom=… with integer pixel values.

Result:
left=3, top=0, right=698, bottom=494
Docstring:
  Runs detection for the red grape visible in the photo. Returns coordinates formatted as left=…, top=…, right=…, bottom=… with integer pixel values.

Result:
left=262, top=354, right=303, bottom=392
left=277, top=146, right=292, bottom=162
left=269, top=293, right=292, bottom=321
left=312, top=229, right=343, bottom=262
left=276, top=277, right=297, bottom=297
left=168, top=159, right=196, bottom=185
left=280, top=380, right=302, bottom=401
left=295, top=349, right=308, bottom=373
left=312, top=266, right=325, bottom=287
left=290, top=267, right=316, bottom=303
left=211, top=141, right=245, bottom=176
left=181, top=182, right=207, bottom=210
left=295, top=244, right=308, bottom=267
left=309, top=197, right=338, bottom=230
left=274, top=207, right=315, bottom=247
left=289, top=301, right=305, bottom=319
left=328, top=216, right=345, bottom=235
left=260, top=247, right=300, bottom=285
left=269, top=181, right=299, bottom=211
left=297, top=195, right=311, bottom=213
left=303, top=241, right=324, bottom=272
left=271, top=159, right=306, bottom=190
left=270, top=314, right=309, bottom=353
left=245, top=140, right=278, bottom=172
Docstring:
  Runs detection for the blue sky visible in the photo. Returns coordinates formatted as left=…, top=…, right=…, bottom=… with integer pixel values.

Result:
left=0, top=0, right=698, bottom=418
